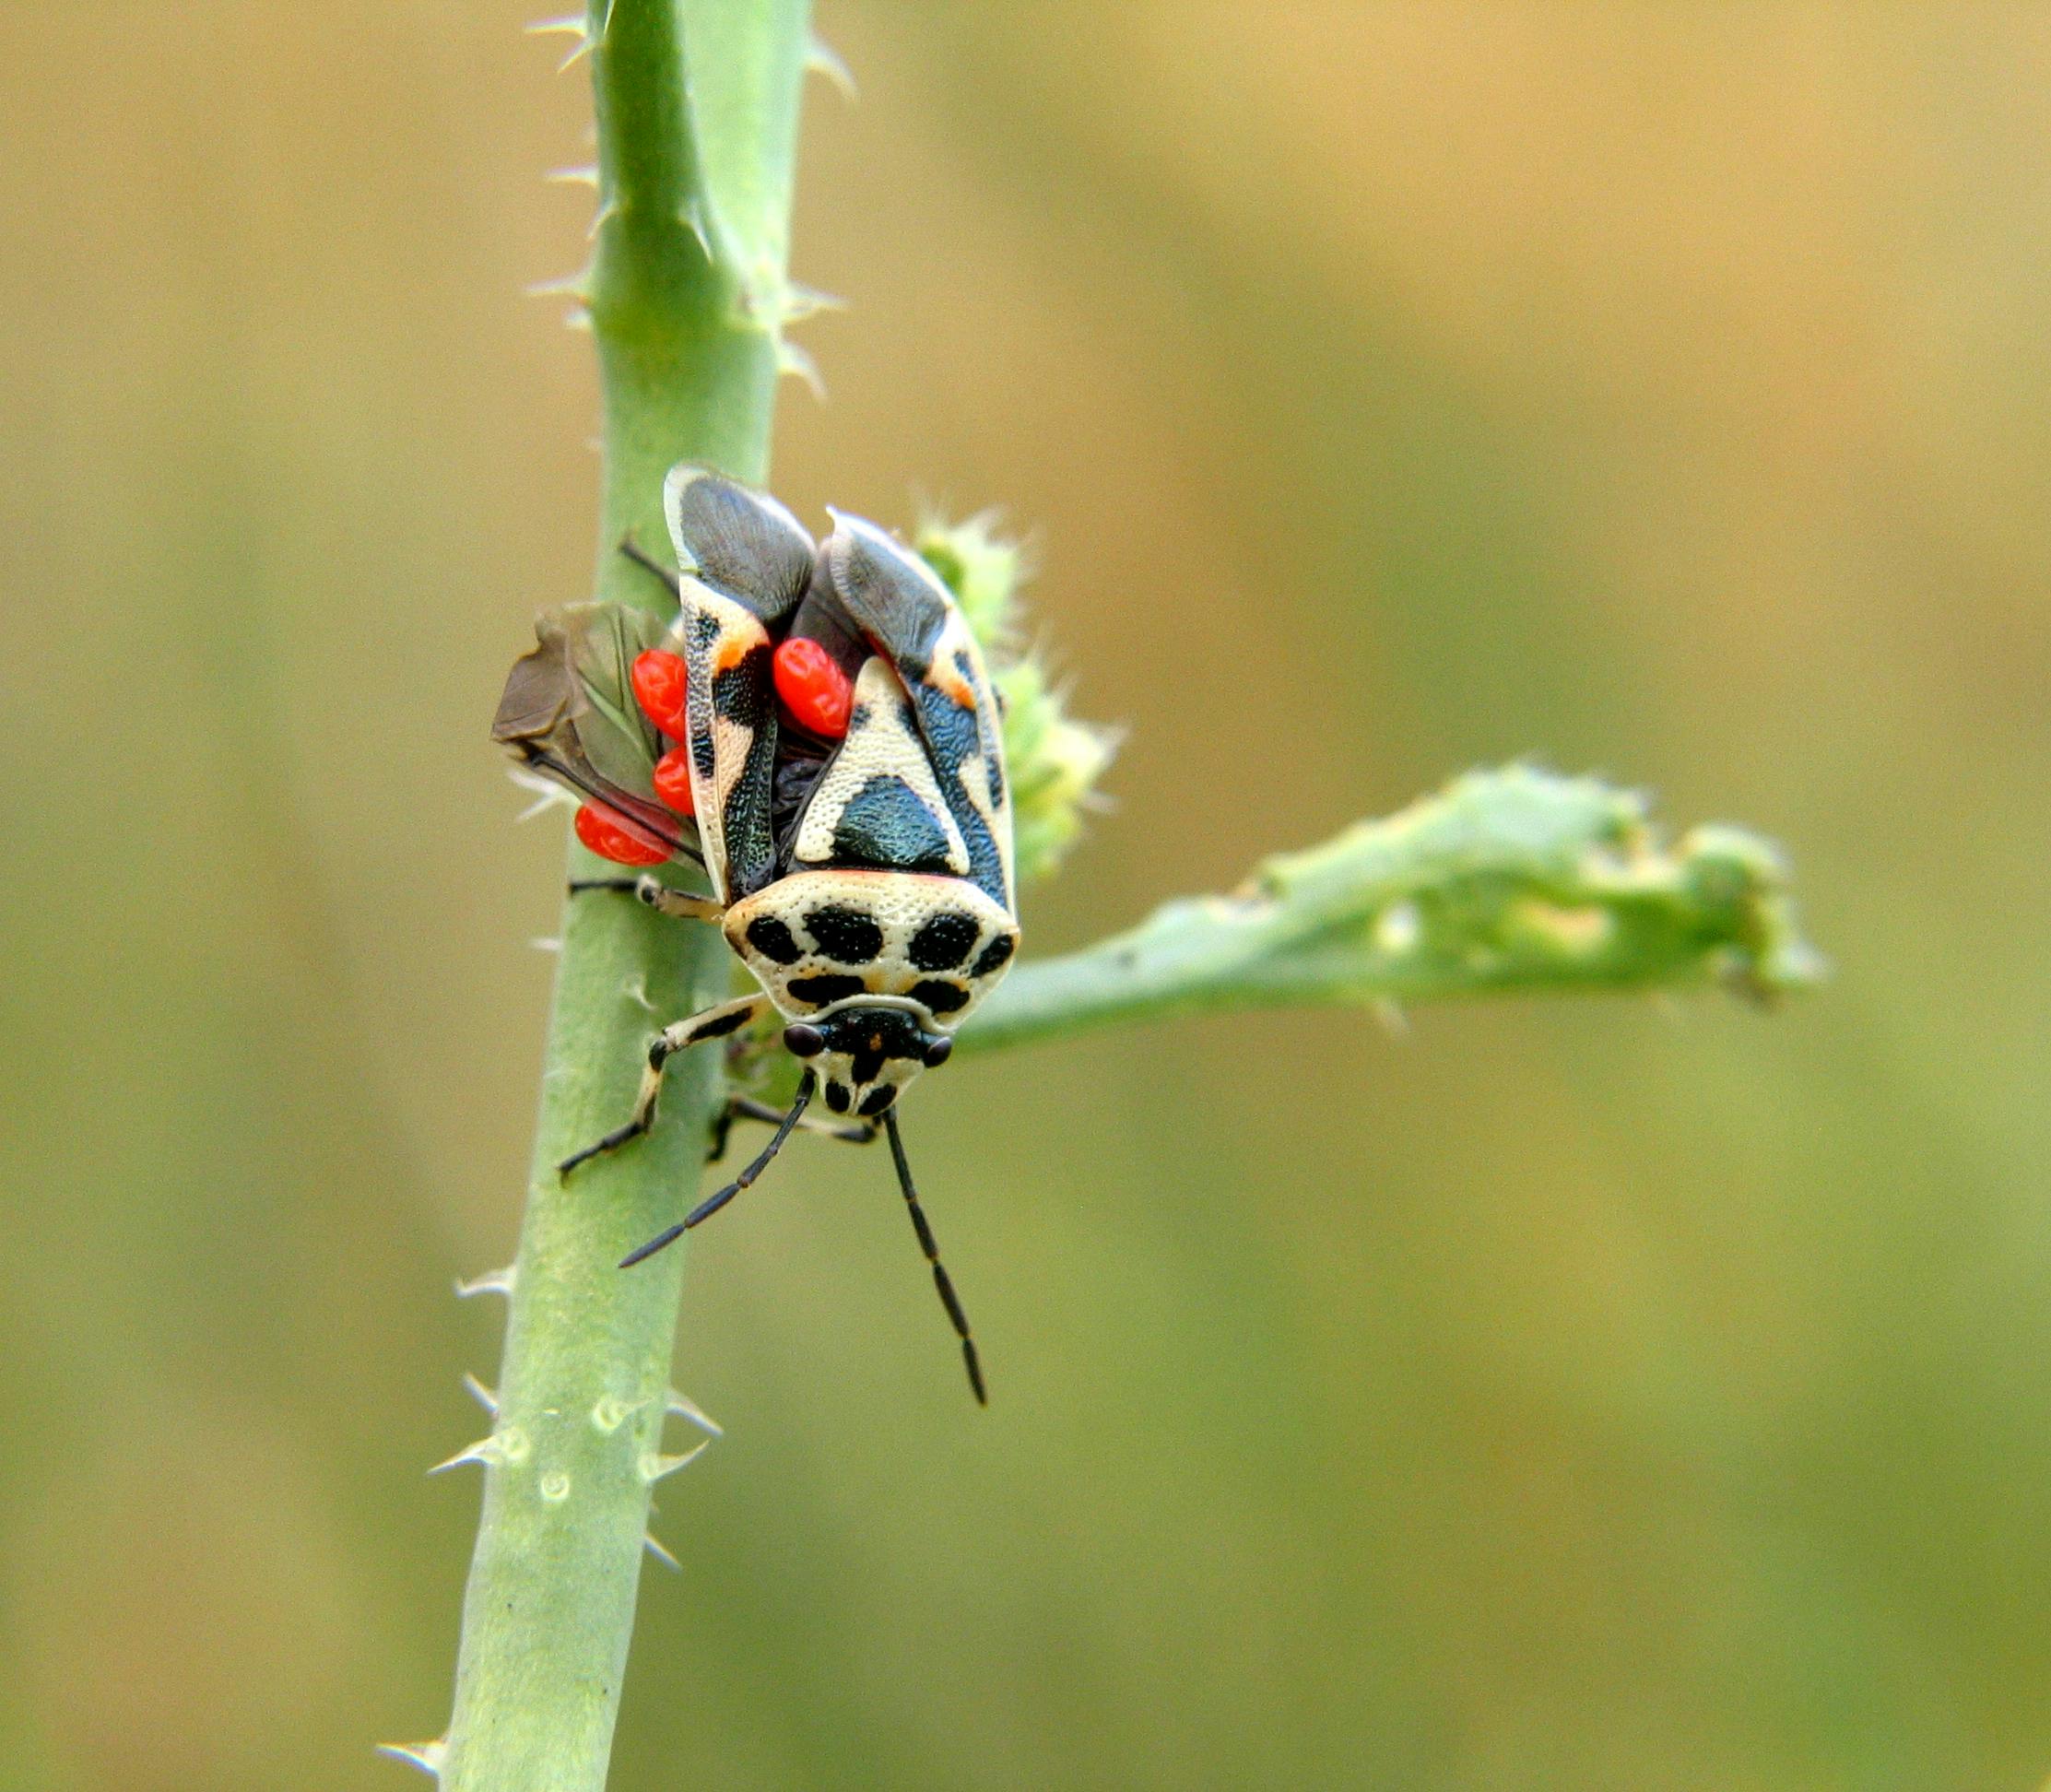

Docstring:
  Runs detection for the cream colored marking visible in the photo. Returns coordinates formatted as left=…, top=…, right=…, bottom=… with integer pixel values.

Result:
left=793, top=658, right=967, bottom=874
left=725, top=870, right=1016, bottom=1023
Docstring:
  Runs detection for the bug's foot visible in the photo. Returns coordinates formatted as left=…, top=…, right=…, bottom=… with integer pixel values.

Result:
left=560, top=1118, right=647, bottom=1177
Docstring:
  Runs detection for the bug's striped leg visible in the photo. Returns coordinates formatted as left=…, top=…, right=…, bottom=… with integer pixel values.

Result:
left=558, top=993, right=769, bottom=1177
left=884, top=1109, right=988, bottom=1407
left=620, top=1072, right=817, bottom=1267
left=566, top=876, right=725, bottom=924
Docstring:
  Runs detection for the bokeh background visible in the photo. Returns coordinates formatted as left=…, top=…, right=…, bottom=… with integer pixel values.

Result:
left=3, top=6, right=2047, bottom=1787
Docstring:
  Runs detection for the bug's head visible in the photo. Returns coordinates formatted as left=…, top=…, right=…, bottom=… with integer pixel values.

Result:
left=782, top=1004, right=954, bottom=1119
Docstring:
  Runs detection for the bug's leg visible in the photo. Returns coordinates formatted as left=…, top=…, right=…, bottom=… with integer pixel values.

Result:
left=620, top=1072, right=816, bottom=1267
left=567, top=875, right=725, bottom=924
left=558, top=993, right=769, bottom=1176
left=884, top=1109, right=988, bottom=1407
left=618, top=533, right=682, bottom=598
left=725, top=1093, right=877, bottom=1146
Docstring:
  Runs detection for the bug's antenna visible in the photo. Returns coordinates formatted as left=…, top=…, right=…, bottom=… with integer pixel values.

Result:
left=884, top=1108, right=987, bottom=1406
left=617, top=533, right=683, bottom=598
left=619, top=1073, right=815, bottom=1268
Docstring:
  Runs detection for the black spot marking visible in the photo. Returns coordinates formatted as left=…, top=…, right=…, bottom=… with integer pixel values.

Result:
left=851, top=1040, right=886, bottom=1084
left=910, top=979, right=970, bottom=1015
left=908, top=911, right=980, bottom=972
left=806, top=905, right=883, bottom=963
left=823, top=1080, right=851, bottom=1114
left=745, top=916, right=802, bottom=964
left=711, top=643, right=772, bottom=722
left=858, top=1087, right=897, bottom=1117
left=690, top=611, right=721, bottom=650
left=831, top=775, right=955, bottom=874
left=788, top=973, right=866, bottom=1007
left=847, top=701, right=871, bottom=732
left=689, top=1007, right=753, bottom=1041
left=970, top=935, right=1016, bottom=977
left=691, top=730, right=715, bottom=777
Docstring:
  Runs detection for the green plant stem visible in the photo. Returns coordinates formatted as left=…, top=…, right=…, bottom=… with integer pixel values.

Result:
left=961, top=767, right=1821, bottom=1055
left=431, top=6, right=810, bottom=1789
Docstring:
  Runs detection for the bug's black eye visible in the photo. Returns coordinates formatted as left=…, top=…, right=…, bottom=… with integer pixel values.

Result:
left=784, top=1023, right=826, bottom=1058
left=922, top=1034, right=954, bottom=1068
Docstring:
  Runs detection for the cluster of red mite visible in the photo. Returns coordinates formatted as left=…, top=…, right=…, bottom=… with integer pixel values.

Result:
left=572, top=637, right=855, bottom=867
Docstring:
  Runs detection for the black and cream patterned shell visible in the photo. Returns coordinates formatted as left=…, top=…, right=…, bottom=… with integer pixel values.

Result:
left=725, top=869, right=1020, bottom=1026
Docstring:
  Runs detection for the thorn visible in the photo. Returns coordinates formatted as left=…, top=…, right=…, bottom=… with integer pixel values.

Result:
left=775, top=337, right=826, bottom=402
left=805, top=30, right=857, bottom=100
left=524, top=270, right=591, bottom=301
left=455, top=1266, right=516, bottom=1301
left=780, top=282, right=846, bottom=323
left=545, top=164, right=599, bottom=189
left=643, top=1531, right=681, bottom=1572
left=585, top=198, right=619, bottom=243
left=510, top=766, right=574, bottom=820
left=666, top=1387, right=723, bottom=1437
left=461, top=1373, right=498, bottom=1415
left=525, top=13, right=583, bottom=37
left=623, top=973, right=656, bottom=1014
left=529, top=936, right=562, bottom=955
left=429, top=1435, right=504, bottom=1476
left=639, top=1438, right=712, bottom=1484
left=679, top=197, right=715, bottom=263
left=377, top=1738, right=447, bottom=1779
left=556, top=33, right=595, bottom=72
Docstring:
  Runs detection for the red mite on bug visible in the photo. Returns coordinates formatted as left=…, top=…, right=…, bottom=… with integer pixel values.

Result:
left=493, top=466, right=1020, bottom=1405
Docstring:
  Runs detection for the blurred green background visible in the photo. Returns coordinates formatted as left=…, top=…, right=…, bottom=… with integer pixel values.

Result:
left=3, top=6, right=2047, bottom=1788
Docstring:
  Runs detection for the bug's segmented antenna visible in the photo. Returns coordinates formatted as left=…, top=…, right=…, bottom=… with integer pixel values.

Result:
left=619, top=1072, right=817, bottom=1267
left=884, top=1109, right=988, bottom=1406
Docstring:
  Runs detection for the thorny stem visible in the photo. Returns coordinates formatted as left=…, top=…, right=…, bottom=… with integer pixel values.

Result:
left=409, top=11, right=1821, bottom=1787
left=421, top=5, right=812, bottom=1789
left=962, top=768, right=1821, bottom=1055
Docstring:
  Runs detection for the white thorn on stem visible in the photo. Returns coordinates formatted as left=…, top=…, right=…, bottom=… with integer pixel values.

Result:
left=774, top=337, right=826, bottom=402
left=376, top=1738, right=448, bottom=1778
left=804, top=31, right=857, bottom=100
left=666, top=1387, right=723, bottom=1436
left=455, top=1266, right=517, bottom=1301
left=639, top=1438, right=712, bottom=1484
left=429, top=1435, right=505, bottom=1477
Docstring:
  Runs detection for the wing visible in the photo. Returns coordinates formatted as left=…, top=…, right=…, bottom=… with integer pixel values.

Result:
left=663, top=466, right=818, bottom=902
left=493, top=603, right=701, bottom=866
left=790, top=656, right=972, bottom=877
left=816, top=513, right=1016, bottom=908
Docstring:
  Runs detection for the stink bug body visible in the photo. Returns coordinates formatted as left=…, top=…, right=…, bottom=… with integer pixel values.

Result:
left=493, top=466, right=1018, bottom=1403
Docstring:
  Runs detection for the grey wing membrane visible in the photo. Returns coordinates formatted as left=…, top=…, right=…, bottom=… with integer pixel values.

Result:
left=817, top=513, right=1016, bottom=909
left=662, top=466, right=818, bottom=902
left=492, top=602, right=700, bottom=866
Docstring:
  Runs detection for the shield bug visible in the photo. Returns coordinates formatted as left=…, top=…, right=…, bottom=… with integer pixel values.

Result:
left=493, top=466, right=1020, bottom=1403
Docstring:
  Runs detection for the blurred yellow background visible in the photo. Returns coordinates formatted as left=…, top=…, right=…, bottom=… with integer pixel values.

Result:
left=3, top=6, right=2047, bottom=1787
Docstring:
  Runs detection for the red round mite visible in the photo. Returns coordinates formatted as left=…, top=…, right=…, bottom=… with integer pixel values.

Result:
left=651, top=744, right=697, bottom=815
left=631, top=649, right=690, bottom=742
left=573, top=803, right=669, bottom=867
left=772, top=637, right=853, bottom=738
